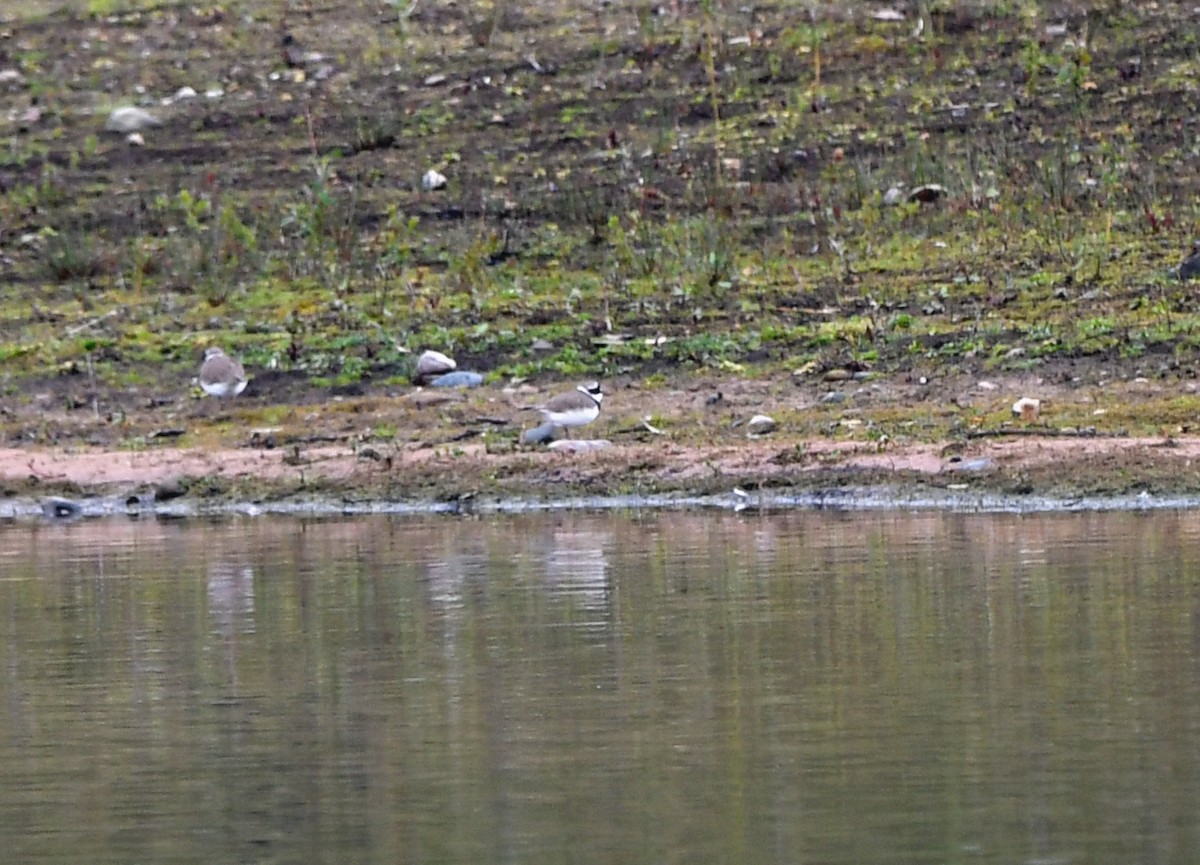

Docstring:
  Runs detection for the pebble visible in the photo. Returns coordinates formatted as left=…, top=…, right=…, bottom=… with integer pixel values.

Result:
left=42, top=497, right=83, bottom=520
left=154, top=476, right=187, bottom=501
left=746, top=414, right=777, bottom=436
left=105, top=106, right=161, bottom=132
left=547, top=439, right=612, bottom=453
left=168, top=86, right=197, bottom=103
left=429, top=371, right=483, bottom=388
left=415, top=349, right=456, bottom=380
left=405, top=389, right=462, bottom=407
left=521, top=422, right=559, bottom=446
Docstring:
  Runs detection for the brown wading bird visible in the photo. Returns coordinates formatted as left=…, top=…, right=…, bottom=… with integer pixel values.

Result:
left=199, top=347, right=247, bottom=398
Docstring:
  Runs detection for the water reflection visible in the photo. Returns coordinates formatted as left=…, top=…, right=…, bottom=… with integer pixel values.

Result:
left=539, top=526, right=613, bottom=624
left=1, top=511, right=1200, bottom=864
left=207, top=562, right=256, bottom=634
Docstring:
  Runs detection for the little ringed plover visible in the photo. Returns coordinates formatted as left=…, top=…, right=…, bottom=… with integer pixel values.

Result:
left=533, top=381, right=603, bottom=433
left=199, top=347, right=247, bottom=398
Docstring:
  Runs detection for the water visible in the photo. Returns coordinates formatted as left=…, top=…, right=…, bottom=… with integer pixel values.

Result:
left=1, top=511, right=1199, bottom=864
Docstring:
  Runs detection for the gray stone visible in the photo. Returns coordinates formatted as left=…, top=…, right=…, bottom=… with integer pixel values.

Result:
left=521, top=422, right=559, bottom=445
left=42, top=497, right=83, bottom=520
left=429, top=371, right=483, bottom=388
left=746, top=414, right=777, bottom=436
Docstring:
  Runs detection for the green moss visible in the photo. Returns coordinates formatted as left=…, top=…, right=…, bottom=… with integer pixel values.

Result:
left=0, top=0, right=1195, bottom=427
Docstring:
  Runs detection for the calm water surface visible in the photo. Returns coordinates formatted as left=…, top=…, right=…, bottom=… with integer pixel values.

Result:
left=1, top=511, right=1199, bottom=864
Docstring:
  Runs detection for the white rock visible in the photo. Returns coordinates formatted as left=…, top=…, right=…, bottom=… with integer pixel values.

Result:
left=1012, top=397, right=1040, bottom=421
left=870, top=9, right=905, bottom=21
left=547, top=439, right=612, bottom=453
left=746, top=414, right=777, bottom=436
left=126, top=132, right=145, bottom=146
left=883, top=185, right=904, bottom=206
left=173, top=85, right=198, bottom=101
left=105, top=106, right=161, bottom=132
left=0, top=69, right=24, bottom=84
left=416, top=349, right=456, bottom=378
left=422, top=169, right=447, bottom=191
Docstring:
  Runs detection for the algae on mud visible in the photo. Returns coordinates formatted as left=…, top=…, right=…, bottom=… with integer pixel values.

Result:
left=2, top=1, right=1200, bottom=501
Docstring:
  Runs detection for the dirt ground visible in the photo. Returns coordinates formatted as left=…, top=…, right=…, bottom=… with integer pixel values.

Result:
left=6, top=367, right=1200, bottom=508
left=6, top=2, right=1200, bottom=510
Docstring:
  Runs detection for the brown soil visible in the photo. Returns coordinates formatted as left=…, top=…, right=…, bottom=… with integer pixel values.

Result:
left=6, top=369, right=1200, bottom=507
left=5, top=3, right=1200, bottom=509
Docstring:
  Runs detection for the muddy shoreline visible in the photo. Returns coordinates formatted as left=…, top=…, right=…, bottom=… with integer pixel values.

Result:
left=6, top=409, right=1200, bottom=518
left=6, top=370, right=1200, bottom=518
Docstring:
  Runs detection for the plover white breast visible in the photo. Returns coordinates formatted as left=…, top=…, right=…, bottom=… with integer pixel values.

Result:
left=534, top=381, right=603, bottom=432
left=199, top=347, right=247, bottom=398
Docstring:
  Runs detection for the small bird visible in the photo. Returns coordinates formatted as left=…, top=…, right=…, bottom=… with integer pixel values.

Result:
left=281, top=32, right=331, bottom=78
left=532, top=381, right=603, bottom=435
left=281, top=32, right=308, bottom=69
left=1180, top=242, right=1200, bottom=281
left=199, top=347, right=247, bottom=398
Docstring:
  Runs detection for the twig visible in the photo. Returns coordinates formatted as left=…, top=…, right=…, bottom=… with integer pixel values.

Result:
left=304, top=104, right=318, bottom=159
left=64, top=308, right=120, bottom=338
